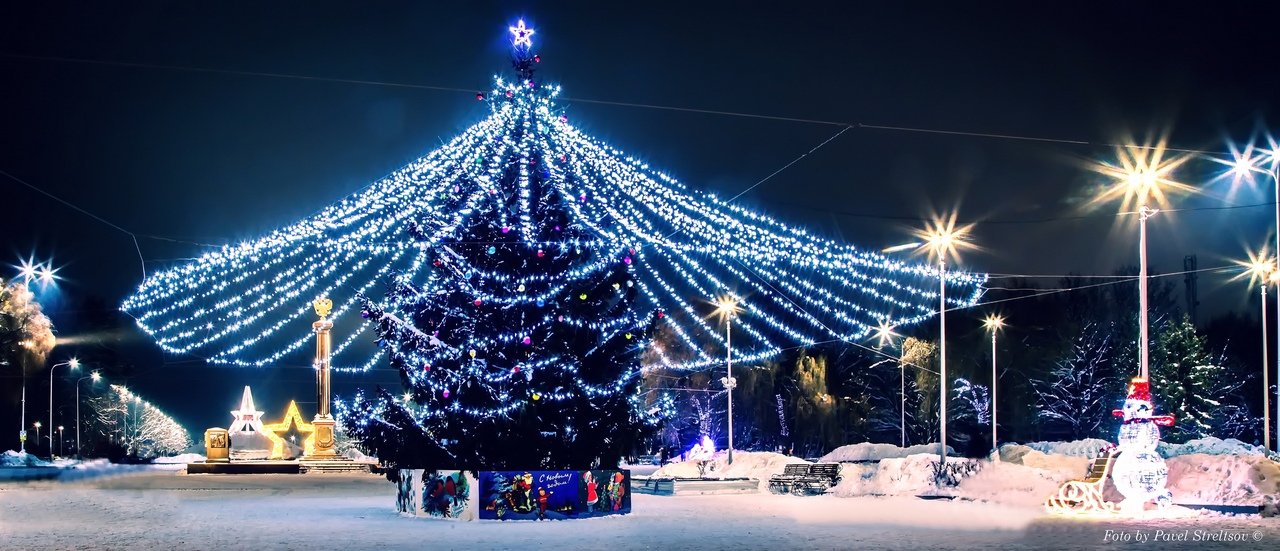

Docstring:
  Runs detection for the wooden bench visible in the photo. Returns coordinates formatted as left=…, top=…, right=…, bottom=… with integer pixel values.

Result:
left=768, top=463, right=842, bottom=495
left=1044, top=448, right=1119, bottom=515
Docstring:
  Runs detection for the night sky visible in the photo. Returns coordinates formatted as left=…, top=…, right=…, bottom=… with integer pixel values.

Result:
left=3, top=2, right=1279, bottom=446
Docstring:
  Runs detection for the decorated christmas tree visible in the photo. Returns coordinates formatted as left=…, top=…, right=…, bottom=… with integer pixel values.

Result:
left=341, top=21, right=658, bottom=470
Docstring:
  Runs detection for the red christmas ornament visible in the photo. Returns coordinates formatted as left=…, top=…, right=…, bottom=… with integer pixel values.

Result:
left=423, top=364, right=431, bottom=372
left=559, top=155, right=567, bottom=162
left=522, top=336, right=532, bottom=345
left=474, top=298, right=483, bottom=306
left=506, top=90, right=514, bottom=98
left=623, top=256, right=632, bottom=265
left=537, top=249, right=545, bottom=258
left=533, top=55, right=541, bottom=63
left=502, top=226, right=511, bottom=234
left=442, top=389, right=450, bottom=398
left=657, top=311, right=665, bottom=318
left=559, top=115, right=568, bottom=123
left=475, top=92, right=485, bottom=101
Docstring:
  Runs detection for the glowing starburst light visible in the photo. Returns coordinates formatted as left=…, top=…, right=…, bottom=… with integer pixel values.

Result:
left=1089, top=137, right=1195, bottom=213
left=912, top=213, right=975, bottom=265
left=982, top=314, right=1004, bottom=332
left=1231, top=246, right=1275, bottom=288
left=873, top=320, right=898, bottom=348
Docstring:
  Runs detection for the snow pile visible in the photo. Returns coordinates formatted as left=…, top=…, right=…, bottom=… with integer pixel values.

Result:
left=343, top=447, right=376, bottom=462
left=998, top=444, right=1092, bottom=473
left=153, top=453, right=205, bottom=464
left=829, top=454, right=979, bottom=498
left=1165, top=454, right=1280, bottom=505
left=1, top=450, right=53, bottom=467
left=1160, top=437, right=1272, bottom=458
left=651, top=451, right=808, bottom=491
left=1021, top=438, right=1112, bottom=458
left=955, top=453, right=1090, bottom=507
left=820, top=442, right=953, bottom=463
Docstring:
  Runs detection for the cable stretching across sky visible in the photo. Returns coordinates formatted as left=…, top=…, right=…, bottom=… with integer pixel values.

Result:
left=120, top=27, right=986, bottom=373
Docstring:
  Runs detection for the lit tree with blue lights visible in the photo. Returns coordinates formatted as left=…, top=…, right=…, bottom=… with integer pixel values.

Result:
left=121, top=21, right=986, bottom=468
left=342, top=22, right=659, bottom=470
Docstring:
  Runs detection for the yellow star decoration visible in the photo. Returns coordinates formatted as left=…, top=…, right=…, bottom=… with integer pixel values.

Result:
left=262, top=400, right=316, bottom=459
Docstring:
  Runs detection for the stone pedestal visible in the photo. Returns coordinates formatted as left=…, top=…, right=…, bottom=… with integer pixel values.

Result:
left=306, top=417, right=338, bottom=458
left=204, top=427, right=230, bottom=463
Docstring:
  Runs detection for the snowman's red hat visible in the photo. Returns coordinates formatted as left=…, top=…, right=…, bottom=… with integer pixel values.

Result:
left=1125, top=377, right=1152, bottom=403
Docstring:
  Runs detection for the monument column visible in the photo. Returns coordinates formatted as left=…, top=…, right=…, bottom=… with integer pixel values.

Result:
left=307, top=297, right=338, bottom=458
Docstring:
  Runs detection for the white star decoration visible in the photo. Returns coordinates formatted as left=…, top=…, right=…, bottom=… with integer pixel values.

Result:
left=509, top=19, right=534, bottom=48
left=228, top=385, right=266, bottom=435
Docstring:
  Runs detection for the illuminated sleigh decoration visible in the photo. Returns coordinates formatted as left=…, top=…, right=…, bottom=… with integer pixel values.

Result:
left=1043, top=447, right=1120, bottom=515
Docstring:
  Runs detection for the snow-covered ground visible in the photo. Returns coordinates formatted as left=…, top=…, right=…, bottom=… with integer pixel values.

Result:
left=2, top=471, right=1277, bottom=550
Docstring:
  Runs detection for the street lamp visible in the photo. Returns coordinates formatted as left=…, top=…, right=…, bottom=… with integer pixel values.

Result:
left=1225, top=143, right=1280, bottom=451
left=909, top=213, right=974, bottom=467
left=76, top=371, right=101, bottom=458
left=57, top=425, right=64, bottom=457
left=872, top=320, right=906, bottom=448
left=33, top=421, right=41, bottom=452
left=1091, top=142, right=1192, bottom=381
left=715, top=294, right=742, bottom=465
left=1236, top=250, right=1276, bottom=451
left=983, top=314, right=1005, bottom=458
left=49, top=357, right=79, bottom=458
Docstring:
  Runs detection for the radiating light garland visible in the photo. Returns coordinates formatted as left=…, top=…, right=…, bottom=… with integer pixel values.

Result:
left=121, top=44, right=986, bottom=375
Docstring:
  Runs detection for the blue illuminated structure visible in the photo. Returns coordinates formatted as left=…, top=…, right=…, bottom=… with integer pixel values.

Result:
left=121, top=21, right=987, bottom=376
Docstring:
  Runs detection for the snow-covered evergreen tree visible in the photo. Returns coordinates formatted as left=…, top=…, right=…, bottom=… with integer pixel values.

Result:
left=1151, top=316, right=1240, bottom=443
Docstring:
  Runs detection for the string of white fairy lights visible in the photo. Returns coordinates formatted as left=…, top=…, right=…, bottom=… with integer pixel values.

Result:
left=121, top=69, right=985, bottom=378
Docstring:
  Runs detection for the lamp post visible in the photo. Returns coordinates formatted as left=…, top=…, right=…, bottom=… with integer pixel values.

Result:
left=885, top=214, right=972, bottom=467
left=983, top=315, right=1004, bottom=458
left=76, top=371, right=101, bottom=458
left=1230, top=147, right=1280, bottom=451
left=716, top=295, right=742, bottom=465
left=873, top=321, right=903, bottom=447
left=1238, top=252, right=1276, bottom=450
left=1094, top=146, right=1190, bottom=381
left=57, top=425, right=64, bottom=457
left=33, top=421, right=41, bottom=454
left=49, top=358, right=79, bottom=458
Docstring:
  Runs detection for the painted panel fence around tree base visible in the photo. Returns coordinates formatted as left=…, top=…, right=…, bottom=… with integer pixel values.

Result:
left=394, top=469, right=631, bottom=521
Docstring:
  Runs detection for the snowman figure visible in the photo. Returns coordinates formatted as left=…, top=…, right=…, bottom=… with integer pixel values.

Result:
left=1110, top=377, right=1176, bottom=511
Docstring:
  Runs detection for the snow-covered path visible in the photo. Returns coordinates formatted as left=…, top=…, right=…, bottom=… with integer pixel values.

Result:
left=1, top=472, right=1275, bottom=550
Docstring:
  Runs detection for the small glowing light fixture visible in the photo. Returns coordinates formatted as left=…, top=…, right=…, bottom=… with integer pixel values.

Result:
left=90, top=371, right=101, bottom=382
left=881, top=242, right=922, bottom=254
left=1088, top=137, right=1194, bottom=213
left=509, top=19, right=535, bottom=48
left=68, top=358, right=80, bottom=370
left=873, top=320, right=897, bottom=348
left=911, top=213, right=976, bottom=265
left=982, top=314, right=1004, bottom=332
left=33, top=421, right=41, bottom=429
left=402, top=392, right=413, bottom=403
left=1233, top=248, right=1276, bottom=287
left=714, top=295, right=741, bottom=319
